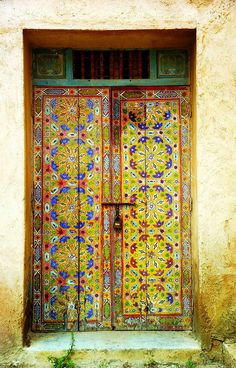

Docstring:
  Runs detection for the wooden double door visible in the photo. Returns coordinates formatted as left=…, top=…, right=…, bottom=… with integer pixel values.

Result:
left=32, top=86, right=192, bottom=331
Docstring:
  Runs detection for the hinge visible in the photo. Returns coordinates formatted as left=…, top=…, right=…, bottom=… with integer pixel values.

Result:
left=31, top=191, right=34, bottom=216
left=190, top=197, right=193, bottom=212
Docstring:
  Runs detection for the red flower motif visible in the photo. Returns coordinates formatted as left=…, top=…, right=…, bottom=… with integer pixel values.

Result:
left=130, top=257, right=137, bottom=268
left=130, top=243, right=137, bottom=254
left=166, top=257, right=173, bottom=268
left=155, top=284, right=165, bottom=291
left=57, top=277, right=66, bottom=286
left=140, top=269, right=149, bottom=276
left=57, top=178, right=67, bottom=188
left=139, top=234, right=149, bottom=241
left=57, top=228, right=66, bottom=236
left=155, top=269, right=164, bottom=276
left=45, top=164, right=52, bottom=174
left=154, top=234, right=164, bottom=242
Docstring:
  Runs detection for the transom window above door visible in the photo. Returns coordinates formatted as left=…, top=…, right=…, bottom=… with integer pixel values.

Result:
left=32, top=48, right=190, bottom=86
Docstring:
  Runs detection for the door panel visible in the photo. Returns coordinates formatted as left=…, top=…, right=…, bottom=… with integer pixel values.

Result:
left=32, top=86, right=191, bottom=332
left=32, top=87, right=112, bottom=331
left=112, top=88, right=192, bottom=330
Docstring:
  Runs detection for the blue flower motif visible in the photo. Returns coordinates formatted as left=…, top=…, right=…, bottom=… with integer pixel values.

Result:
left=50, top=295, right=57, bottom=306
left=60, top=124, right=70, bottom=131
left=164, top=110, right=171, bottom=120
left=59, top=271, right=69, bottom=279
left=51, top=210, right=58, bottom=221
left=87, top=161, right=94, bottom=171
left=166, top=208, right=173, bottom=218
left=60, top=187, right=70, bottom=193
left=153, top=136, right=163, bottom=144
left=74, top=124, right=85, bottom=131
left=153, top=171, right=163, bottom=178
left=87, top=308, right=93, bottom=318
left=50, top=259, right=58, bottom=270
left=60, top=138, right=70, bottom=145
left=87, top=99, right=94, bottom=109
left=86, top=210, right=94, bottom=220
left=87, top=195, right=94, bottom=206
left=139, top=171, right=147, bottom=178
left=51, top=147, right=58, bottom=157
left=51, top=161, right=58, bottom=172
left=80, top=285, right=84, bottom=292
left=154, top=185, right=164, bottom=192
left=155, top=220, right=164, bottom=227
left=60, top=173, right=70, bottom=180
left=49, top=310, right=57, bottom=320
left=166, top=243, right=173, bottom=252
left=166, top=194, right=172, bottom=204
left=87, top=148, right=94, bottom=157
left=74, top=221, right=85, bottom=229
left=130, top=145, right=137, bottom=155
left=60, top=221, right=70, bottom=229
left=153, top=122, right=162, bottom=129
left=129, top=111, right=136, bottom=122
left=51, top=113, right=58, bottom=122
left=165, top=144, right=172, bottom=155
left=166, top=158, right=172, bottom=169
left=139, top=185, right=150, bottom=192
left=60, top=236, right=70, bottom=243
left=167, top=293, right=174, bottom=304
left=138, top=136, right=148, bottom=143
left=74, top=187, right=85, bottom=193
left=60, top=286, right=70, bottom=294
left=74, top=271, right=85, bottom=278
left=87, top=259, right=94, bottom=269
left=88, top=112, right=94, bottom=122
left=51, top=195, right=58, bottom=206
left=138, top=123, right=148, bottom=130
left=51, top=98, right=57, bottom=109
left=74, top=236, right=85, bottom=243
left=50, top=244, right=57, bottom=255
left=78, top=173, right=85, bottom=180
left=74, top=138, right=85, bottom=145
left=86, top=294, right=93, bottom=304
left=87, top=244, right=94, bottom=254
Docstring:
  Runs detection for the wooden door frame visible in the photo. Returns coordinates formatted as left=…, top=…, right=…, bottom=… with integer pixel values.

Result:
left=23, top=28, right=197, bottom=339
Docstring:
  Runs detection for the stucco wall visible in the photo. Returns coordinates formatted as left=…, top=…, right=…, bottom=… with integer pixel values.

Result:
left=0, top=0, right=235, bottom=358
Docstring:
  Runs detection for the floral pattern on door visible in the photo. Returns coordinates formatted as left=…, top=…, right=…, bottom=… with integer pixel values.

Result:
left=32, top=87, right=191, bottom=331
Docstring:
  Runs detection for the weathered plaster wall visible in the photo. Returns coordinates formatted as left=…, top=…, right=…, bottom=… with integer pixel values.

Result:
left=0, top=0, right=235, bottom=359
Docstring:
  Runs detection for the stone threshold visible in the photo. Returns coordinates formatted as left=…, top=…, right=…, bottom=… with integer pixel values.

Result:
left=18, top=331, right=202, bottom=367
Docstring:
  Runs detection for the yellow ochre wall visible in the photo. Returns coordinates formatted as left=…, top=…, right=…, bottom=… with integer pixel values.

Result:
left=0, top=0, right=235, bottom=358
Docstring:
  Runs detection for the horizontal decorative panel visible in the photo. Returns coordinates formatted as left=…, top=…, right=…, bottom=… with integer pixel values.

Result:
left=157, top=51, right=188, bottom=78
left=33, top=49, right=66, bottom=79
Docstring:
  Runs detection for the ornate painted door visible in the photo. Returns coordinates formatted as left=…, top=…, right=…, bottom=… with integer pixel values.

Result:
left=32, top=86, right=192, bottom=331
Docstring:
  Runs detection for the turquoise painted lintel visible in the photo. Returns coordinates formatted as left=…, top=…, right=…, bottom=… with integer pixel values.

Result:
left=150, top=49, right=157, bottom=79
left=65, top=49, right=73, bottom=80
left=32, top=78, right=189, bottom=87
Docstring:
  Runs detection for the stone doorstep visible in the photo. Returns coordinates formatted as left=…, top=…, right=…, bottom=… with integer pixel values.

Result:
left=18, top=331, right=203, bottom=367
left=223, top=343, right=236, bottom=368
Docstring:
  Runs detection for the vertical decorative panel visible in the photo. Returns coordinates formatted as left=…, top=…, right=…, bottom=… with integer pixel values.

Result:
left=32, top=87, right=111, bottom=331
left=112, top=87, right=192, bottom=330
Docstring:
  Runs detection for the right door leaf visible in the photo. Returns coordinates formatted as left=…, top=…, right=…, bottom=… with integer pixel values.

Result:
left=112, top=87, right=192, bottom=330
